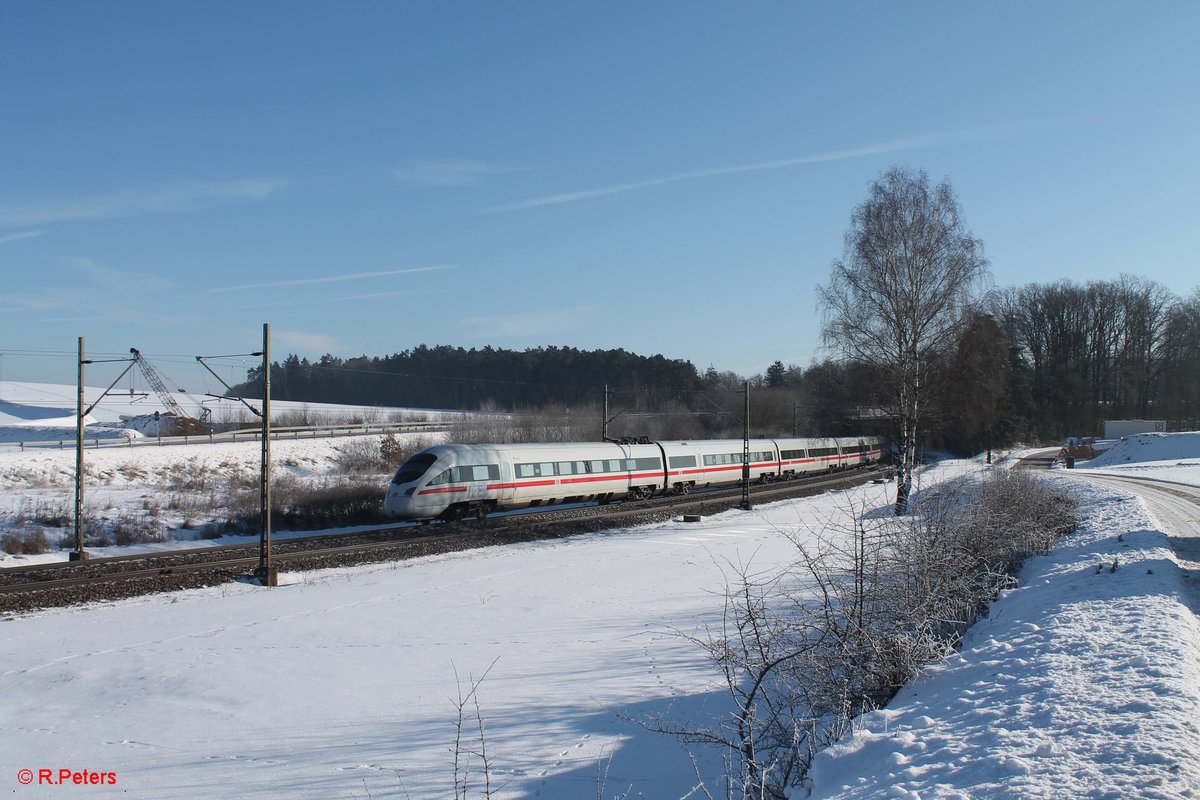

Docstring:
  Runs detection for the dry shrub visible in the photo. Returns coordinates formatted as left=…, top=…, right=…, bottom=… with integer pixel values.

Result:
left=332, top=437, right=390, bottom=473
left=271, top=477, right=387, bottom=529
left=663, top=467, right=1079, bottom=799
left=112, top=511, right=166, bottom=546
left=2, top=528, right=49, bottom=555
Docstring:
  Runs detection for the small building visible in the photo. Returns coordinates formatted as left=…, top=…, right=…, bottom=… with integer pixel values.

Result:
left=1103, top=419, right=1166, bottom=439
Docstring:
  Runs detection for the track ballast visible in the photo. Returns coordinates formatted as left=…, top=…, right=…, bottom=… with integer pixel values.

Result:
left=0, top=467, right=888, bottom=612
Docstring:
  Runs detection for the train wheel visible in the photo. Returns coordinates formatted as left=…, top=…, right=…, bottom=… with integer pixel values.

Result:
left=475, top=503, right=489, bottom=521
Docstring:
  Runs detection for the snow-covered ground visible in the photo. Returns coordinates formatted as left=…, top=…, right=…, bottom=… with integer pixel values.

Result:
left=0, top=380, right=449, bottom=446
left=0, top=381, right=450, bottom=563
left=0, top=431, right=433, bottom=565
left=806, top=472, right=1200, bottom=798
left=1072, top=431, right=1200, bottom=489
left=2, top=386, right=1198, bottom=797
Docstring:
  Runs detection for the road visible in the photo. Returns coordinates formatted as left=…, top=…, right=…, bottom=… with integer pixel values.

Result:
left=1015, top=447, right=1200, bottom=616
left=1069, top=470, right=1200, bottom=605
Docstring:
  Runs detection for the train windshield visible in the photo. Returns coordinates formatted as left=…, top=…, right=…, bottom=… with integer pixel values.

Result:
left=391, top=453, right=438, bottom=485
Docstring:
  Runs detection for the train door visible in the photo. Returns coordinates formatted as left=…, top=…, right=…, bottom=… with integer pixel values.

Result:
left=492, top=454, right=517, bottom=507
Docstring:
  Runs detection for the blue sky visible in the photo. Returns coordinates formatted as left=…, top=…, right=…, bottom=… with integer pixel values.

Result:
left=1, top=1, right=1198, bottom=390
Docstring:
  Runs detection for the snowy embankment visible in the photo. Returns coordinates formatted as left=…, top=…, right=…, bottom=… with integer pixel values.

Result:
left=806, top=470, right=1200, bottom=799
left=1073, top=431, right=1200, bottom=488
left=2, top=407, right=1198, bottom=797
left=808, top=435, right=1200, bottom=798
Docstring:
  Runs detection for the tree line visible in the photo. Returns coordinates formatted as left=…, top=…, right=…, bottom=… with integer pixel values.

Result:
left=234, top=276, right=1198, bottom=450
left=756, top=274, right=1199, bottom=452
left=235, top=344, right=705, bottom=413
left=234, top=170, right=1195, bottom=460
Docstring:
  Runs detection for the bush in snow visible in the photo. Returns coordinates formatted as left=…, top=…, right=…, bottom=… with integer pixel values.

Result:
left=2, top=528, right=49, bottom=555
left=668, top=468, right=1079, bottom=800
left=379, top=433, right=406, bottom=467
left=332, top=436, right=392, bottom=473
left=111, top=511, right=166, bottom=546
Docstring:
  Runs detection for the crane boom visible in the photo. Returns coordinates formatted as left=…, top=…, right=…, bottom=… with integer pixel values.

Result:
left=129, top=348, right=188, bottom=419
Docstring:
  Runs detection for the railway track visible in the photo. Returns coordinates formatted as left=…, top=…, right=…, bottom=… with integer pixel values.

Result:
left=0, top=466, right=888, bottom=612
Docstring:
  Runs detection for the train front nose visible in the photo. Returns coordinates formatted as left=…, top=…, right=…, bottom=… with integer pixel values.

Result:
left=383, top=485, right=418, bottom=519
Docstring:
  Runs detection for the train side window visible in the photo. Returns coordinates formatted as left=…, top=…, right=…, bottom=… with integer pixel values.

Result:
left=517, top=464, right=535, bottom=478
left=557, top=461, right=574, bottom=475
left=669, top=455, right=697, bottom=468
left=606, top=459, right=622, bottom=472
left=472, top=465, right=490, bottom=481
left=575, top=461, right=589, bottom=474
left=428, top=469, right=451, bottom=486
left=590, top=460, right=606, bottom=473
left=539, top=462, right=554, bottom=477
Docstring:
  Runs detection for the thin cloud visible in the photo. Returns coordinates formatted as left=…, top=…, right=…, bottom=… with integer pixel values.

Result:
left=0, top=229, right=46, bottom=244
left=61, top=256, right=173, bottom=291
left=393, top=159, right=512, bottom=187
left=333, top=289, right=427, bottom=301
left=275, top=330, right=343, bottom=353
left=0, top=179, right=284, bottom=228
left=460, top=305, right=600, bottom=339
left=487, top=125, right=1006, bottom=212
left=206, top=266, right=453, bottom=294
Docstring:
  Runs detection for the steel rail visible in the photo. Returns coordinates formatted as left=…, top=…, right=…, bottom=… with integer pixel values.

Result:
left=0, top=467, right=886, bottom=603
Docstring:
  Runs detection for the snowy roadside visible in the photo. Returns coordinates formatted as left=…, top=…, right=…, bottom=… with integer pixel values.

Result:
left=805, top=472, right=1200, bottom=799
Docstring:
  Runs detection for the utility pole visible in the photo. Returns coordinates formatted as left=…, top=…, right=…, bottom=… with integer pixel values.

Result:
left=602, top=384, right=609, bottom=441
left=741, top=382, right=751, bottom=511
left=257, top=323, right=275, bottom=586
left=73, top=338, right=88, bottom=560
left=72, top=344, right=142, bottom=560
left=195, top=333, right=269, bottom=583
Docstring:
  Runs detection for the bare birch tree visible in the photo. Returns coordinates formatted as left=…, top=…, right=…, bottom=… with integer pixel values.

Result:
left=819, top=167, right=989, bottom=513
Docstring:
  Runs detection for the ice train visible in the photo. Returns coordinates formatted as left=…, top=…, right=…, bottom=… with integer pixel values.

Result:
left=383, top=436, right=887, bottom=522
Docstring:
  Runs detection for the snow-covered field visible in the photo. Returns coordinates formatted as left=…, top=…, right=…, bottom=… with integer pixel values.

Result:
left=2, top=384, right=1199, bottom=798
left=0, top=381, right=434, bottom=446
left=0, top=381, right=448, bottom=563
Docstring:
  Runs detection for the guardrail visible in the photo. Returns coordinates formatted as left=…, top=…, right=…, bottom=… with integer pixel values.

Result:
left=0, top=420, right=450, bottom=452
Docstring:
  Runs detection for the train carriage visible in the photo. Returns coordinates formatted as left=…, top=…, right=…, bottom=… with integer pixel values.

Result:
left=385, top=441, right=667, bottom=521
left=773, top=437, right=843, bottom=476
left=658, top=440, right=780, bottom=493
left=384, top=435, right=889, bottom=522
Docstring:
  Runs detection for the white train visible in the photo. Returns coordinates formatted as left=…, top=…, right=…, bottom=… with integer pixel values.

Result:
left=383, top=436, right=887, bottom=521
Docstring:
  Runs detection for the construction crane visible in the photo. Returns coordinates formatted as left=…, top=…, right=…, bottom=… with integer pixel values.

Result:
left=130, top=348, right=209, bottom=433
